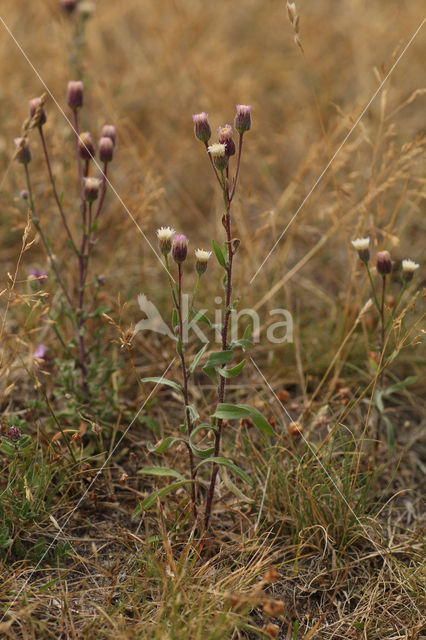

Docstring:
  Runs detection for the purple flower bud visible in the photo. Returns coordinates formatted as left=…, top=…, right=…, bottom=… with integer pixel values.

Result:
left=6, top=426, right=21, bottom=442
left=60, top=0, right=78, bottom=12
left=29, top=269, right=48, bottom=284
left=34, top=344, right=47, bottom=360
left=67, top=80, right=84, bottom=109
left=234, top=104, right=251, bottom=135
left=99, top=136, right=114, bottom=163
left=29, top=97, right=46, bottom=126
left=376, top=251, right=392, bottom=276
left=78, top=132, right=95, bottom=160
left=218, top=124, right=236, bottom=156
left=192, top=112, right=212, bottom=143
left=14, top=137, right=32, bottom=165
left=172, top=234, right=188, bottom=264
left=83, top=177, right=101, bottom=202
left=101, top=125, right=116, bottom=146
left=20, top=189, right=29, bottom=200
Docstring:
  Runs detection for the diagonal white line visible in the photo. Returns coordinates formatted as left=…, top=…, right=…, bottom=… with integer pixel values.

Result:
left=0, top=15, right=170, bottom=277
left=0, top=357, right=176, bottom=622
left=249, top=356, right=424, bottom=619
left=250, top=18, right=426, bottom=284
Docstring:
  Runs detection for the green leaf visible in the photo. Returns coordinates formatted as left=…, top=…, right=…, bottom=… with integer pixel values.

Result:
left=133, top=480, right=192, bottom=515
left=195, top=456, right=253, bottom=487
left=204, top=350, right=234, bottom=368
left=172, top=308, right=178, bottom=329
left=218, top=359, right=246, bottom=378
left=212, top=240, right=227, bottom=269
left=384, top=376, right=418, bottom=396
left=383, top=416, right=395, bottom=451
left=141, top=376, right=182, bottom=394
left=222, top=469, right=254, bottom=502
left=230, top=338, right=253, bottom=351
left=189, top=343, right=209, bottom=373
left=137, top=467, right=185, bottom=479
left=146, top=437, right=183, bottom=454
left=189, top=424, right=216, bottom=458
left=213, top=403, right=275, bottom=437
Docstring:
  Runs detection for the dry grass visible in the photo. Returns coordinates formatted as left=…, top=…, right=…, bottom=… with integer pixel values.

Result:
left=0, top=0, right=425, bottom=638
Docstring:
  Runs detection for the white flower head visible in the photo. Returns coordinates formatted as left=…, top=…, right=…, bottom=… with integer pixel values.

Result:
left=194, top=249, right=212, bottom=262
left=195, top=248, right=212, bottom=275
left=207, top=143, right=226, bottom=157
left=351, top=237, right=370, bottom=251
left=157, top=226, right=176, bottom=256
left=156, top=226, right=175, bottom=241
left=401, top=259, right=419, bottom=273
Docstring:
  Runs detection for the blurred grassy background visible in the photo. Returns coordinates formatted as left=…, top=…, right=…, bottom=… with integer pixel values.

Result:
left=0, top=0, right=424, bottom=386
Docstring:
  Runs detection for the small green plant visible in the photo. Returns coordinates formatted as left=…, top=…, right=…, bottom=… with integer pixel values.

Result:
left=351, top=238, right=420, bottom=448
left=14, top=86, right=117, bottom=403
left=135, top=107, right=275, bottom=532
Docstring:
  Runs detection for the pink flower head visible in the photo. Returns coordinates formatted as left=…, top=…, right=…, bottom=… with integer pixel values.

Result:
left=192, top=112, right=211, bottom=143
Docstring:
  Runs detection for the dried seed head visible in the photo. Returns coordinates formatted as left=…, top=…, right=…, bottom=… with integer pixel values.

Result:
left=192, top=112, right=212, bottom=143
left=29, top=97, right=46, bottom=126
left=78, top=131, right=95, bottom=160
left=172, top=234, right=189, bottom=264
left=119, top=472, right=129, bottom=485
left=289, top=421, right=303, bottom=437
left=83, top=177, right=101, bottom=202
left=287, top=1, right=297, bottom=24
left=14, top=137, right=32, bottom=165
left=207, top=143, right=228, bottom=171
left=157, top=226, right=175, bottom=256
left=60, top=0, right=78, bottom=13
left=218, top=124, right=236, bottom=156
left=263, top=567, right=280, bottom=583
left=376, top=250, right=392, bottom=276
left=351, top=237, right=370, bottom=262
left=101, top=124, right=117, bottom=146
left=401, top=259, right=419, bottom=282
left=67, top=80, right=84, bottom=109
left=99, top=136, right=114, bottom=163
left=234, top=104, right=252, bottom=135
left=264, top=623, right=279, bottom=639
left=263, top=600, right=285, bottom=617
left=6, top=426, right=21, bottom=442
left=194, top=248, right=212, bottom=275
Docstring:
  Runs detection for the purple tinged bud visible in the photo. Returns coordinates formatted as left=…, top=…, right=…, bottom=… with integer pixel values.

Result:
left=99, top=136, right=114, bottom=163
left=60, top=0, right=78, bottom=12
left=6, top=426, right=21, bottom=442
left=83, top=177, right=101, bottom=202
left=218, top=124, right=236, bottom=157
left=101, top=125, right=116, bottom=146
left=192, top=112, right=212, bottom=143
left=234, top=104, right=252, bottom=135
left=376, top=250, right=392, bottom=276
left=20, top=189, right=29, bottom=200
left=78, top=132, right=95, bottom=160
left=14, top=138, right=32, bottom=165
left=172, top=234, right=188, bottom=264
left=34, top=344, right=47, bottom=360
left=29, top=269, right=48, bottom=284
left=67, top=80, right=84, bottom=109
left=29, top=97, right=46, bottom=126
